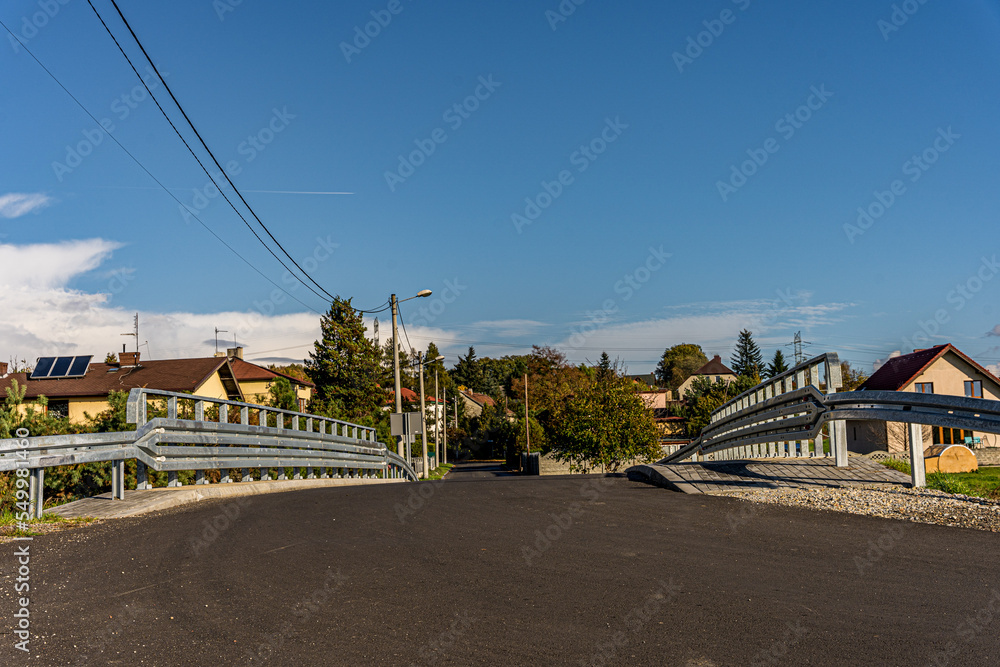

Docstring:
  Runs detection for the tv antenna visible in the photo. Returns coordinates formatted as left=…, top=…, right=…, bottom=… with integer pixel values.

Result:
left=120, top=313, right=139, bottom=358
left=215, top=327, right=229, bottom=355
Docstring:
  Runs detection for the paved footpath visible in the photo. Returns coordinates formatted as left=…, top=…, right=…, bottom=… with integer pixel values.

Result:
left=631, top=457, right=910, bottom=494
left=2, top=462, right=998, bottom=666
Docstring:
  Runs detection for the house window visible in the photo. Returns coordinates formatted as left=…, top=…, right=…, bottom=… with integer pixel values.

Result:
left=47, top=400, right=69, bottom=419
left=914, top=383, right=933, bottom=394
left=965, top=380, right=983, bottom=399
left=933, top=427, right=974, bottom=445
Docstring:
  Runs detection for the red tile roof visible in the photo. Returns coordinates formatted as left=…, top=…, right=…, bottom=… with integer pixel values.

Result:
left=386, top=387, right=442, bottom=403
left=859, top=344, right=1000, bottom=391
left=461, top=390, right=496, bottom=407
left=230, top=358, right=314, bottom=387
left=0, top=357, right=236, bottom=400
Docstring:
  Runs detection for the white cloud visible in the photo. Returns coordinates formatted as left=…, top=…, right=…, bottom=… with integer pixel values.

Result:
left=0, top=193, right=53, bottom=219
left=0, top=239, right=121, bottom=289
left=0, top=239, right=321, bottom=365
left=549, top=297, right=854, bottom=366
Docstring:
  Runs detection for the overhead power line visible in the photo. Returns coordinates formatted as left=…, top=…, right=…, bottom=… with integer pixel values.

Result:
left=0, top=17, right=321, bottom=315
left=93, top=0, right=339, bottom=304
left=85, top=0, right=330, bottom=307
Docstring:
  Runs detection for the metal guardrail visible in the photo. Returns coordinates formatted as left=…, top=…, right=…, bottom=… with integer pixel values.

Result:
left=659, top=352, right=1000, bottom=488
left=0, top=388, right=418, bottom=518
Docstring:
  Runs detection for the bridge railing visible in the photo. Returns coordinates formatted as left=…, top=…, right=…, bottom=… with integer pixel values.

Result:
left=659, top=352, right=1000, bottom=488
left=668, top=353, right=842, bottom=464
left=0, top=388, right=418, bottom=518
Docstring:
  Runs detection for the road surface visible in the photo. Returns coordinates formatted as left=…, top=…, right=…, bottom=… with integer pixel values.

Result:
left=2, top=462, right=998, bottom=665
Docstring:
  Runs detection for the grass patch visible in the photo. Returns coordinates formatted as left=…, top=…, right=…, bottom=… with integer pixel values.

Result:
left=424, top=463, right=454, bottom=481
left=880, top=458, right=911, bottom=475
left=879, top=461, right=1000, bottom=498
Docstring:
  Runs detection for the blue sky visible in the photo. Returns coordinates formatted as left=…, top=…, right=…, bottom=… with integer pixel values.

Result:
left=2, top=0, right=1000, bottom=374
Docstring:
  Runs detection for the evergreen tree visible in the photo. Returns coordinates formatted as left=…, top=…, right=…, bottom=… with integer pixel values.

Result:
left=450, top=346, right=482, bottom=391
left=305, top=296, right=387, bottom=420
left=730, top=329, right=764, bottom=379
left=765, top=349, right=789, bottom=379
left=596, top=351, right=613, bottom=382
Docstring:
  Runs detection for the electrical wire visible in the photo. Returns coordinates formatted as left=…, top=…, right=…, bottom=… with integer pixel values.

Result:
left=396, top=307, right=414, bottom=356
left=97, top=0, right=339, bottom=304
left=85, top=0, right=334, bottom=307
left=0, top=17, right=322, bottom=315
left=356, top=300, right=391, bottom=314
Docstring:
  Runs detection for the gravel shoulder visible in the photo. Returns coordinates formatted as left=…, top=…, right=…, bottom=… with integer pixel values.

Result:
left=714, top=484, right=1000, bottom=531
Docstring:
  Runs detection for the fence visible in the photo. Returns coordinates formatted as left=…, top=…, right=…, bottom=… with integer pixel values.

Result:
left=0, top=388, right=418, bottom=518
left=660, top=352, right=1000, bottom=487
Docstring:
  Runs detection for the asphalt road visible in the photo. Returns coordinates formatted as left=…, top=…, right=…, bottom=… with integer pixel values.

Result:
left=3, top=462, right=1000, bottom=665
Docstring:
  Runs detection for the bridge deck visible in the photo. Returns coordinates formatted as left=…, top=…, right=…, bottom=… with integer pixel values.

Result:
left=634, top=457, right=910, bottom=495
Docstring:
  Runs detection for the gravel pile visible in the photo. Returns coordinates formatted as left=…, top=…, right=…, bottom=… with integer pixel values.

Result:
left=715, top=485, right=1000, bottom=532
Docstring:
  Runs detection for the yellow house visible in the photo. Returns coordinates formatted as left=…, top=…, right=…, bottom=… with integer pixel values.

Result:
left=0, top=352, right=243, bottom=424
left=676, top=355, right=737, bottom=397
left=226, top=350, right=313, bottom=411
left=847, top=344, right=1000, bottom=454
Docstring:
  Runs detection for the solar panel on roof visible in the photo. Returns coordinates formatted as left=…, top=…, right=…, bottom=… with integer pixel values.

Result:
left=50, top=357, right=73, bottom=377
left=30, top=357, right=56, bottom=379
left=68, top=356, right=92, bottom=377
left=29, top=355, right=93, bottom=380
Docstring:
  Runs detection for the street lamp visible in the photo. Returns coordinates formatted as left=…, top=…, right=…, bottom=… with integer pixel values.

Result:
left=391, top=290, right=431, bottom=456
left=416, top=352, right=444, bottom=479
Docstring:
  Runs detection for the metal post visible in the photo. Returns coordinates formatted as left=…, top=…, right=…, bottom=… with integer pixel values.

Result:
left=29, top=468, right=44, bottom=519
left=908, top=422, right=926, bottom=488
left=391, top=294, right=404, bottom=457
left=112, top=460, right=126, bottom=498
left=434, top=368, right=440, bottom=470
left=832, top=420, right=848, bottom=467
left=442, top=388, right=448, bottom=465
left=419, top=352, right=428, bottom=479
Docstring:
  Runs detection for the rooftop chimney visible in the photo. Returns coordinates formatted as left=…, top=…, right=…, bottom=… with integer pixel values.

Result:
left=120, top=351, right=140, bottom=367
left=0, top=362, right=8, bottom=376
left=226, top=347, right=243, bottom=360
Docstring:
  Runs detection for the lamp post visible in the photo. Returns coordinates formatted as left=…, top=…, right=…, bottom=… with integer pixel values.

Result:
left=416, top=352, right=445, bottom=479
left=391, top=290, right=431, bottom=456
left=442, top=387, right=448, bottom=465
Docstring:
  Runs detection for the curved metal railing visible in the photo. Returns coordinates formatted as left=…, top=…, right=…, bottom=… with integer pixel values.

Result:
left=656, top=352, right=1000, bottom=488
left=0, top=388, right=419, bottom=518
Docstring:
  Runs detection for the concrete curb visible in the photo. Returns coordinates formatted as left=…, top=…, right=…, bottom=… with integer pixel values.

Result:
left=50, top=477, right=406, bottom=520
left=627, top=464, right=703, bottom=495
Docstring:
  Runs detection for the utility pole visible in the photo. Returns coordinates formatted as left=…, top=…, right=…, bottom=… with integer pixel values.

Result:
left=434, top=367, right=440, bottom=470
left=418, top=352, right=429, bottom=479
left=391, top=295, right=403, bottom=456
left=787, top=331, right=812, bottom=365
left=524, top=373, right=530, bottom=469
left=442, top=387, right=448, bottom=465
